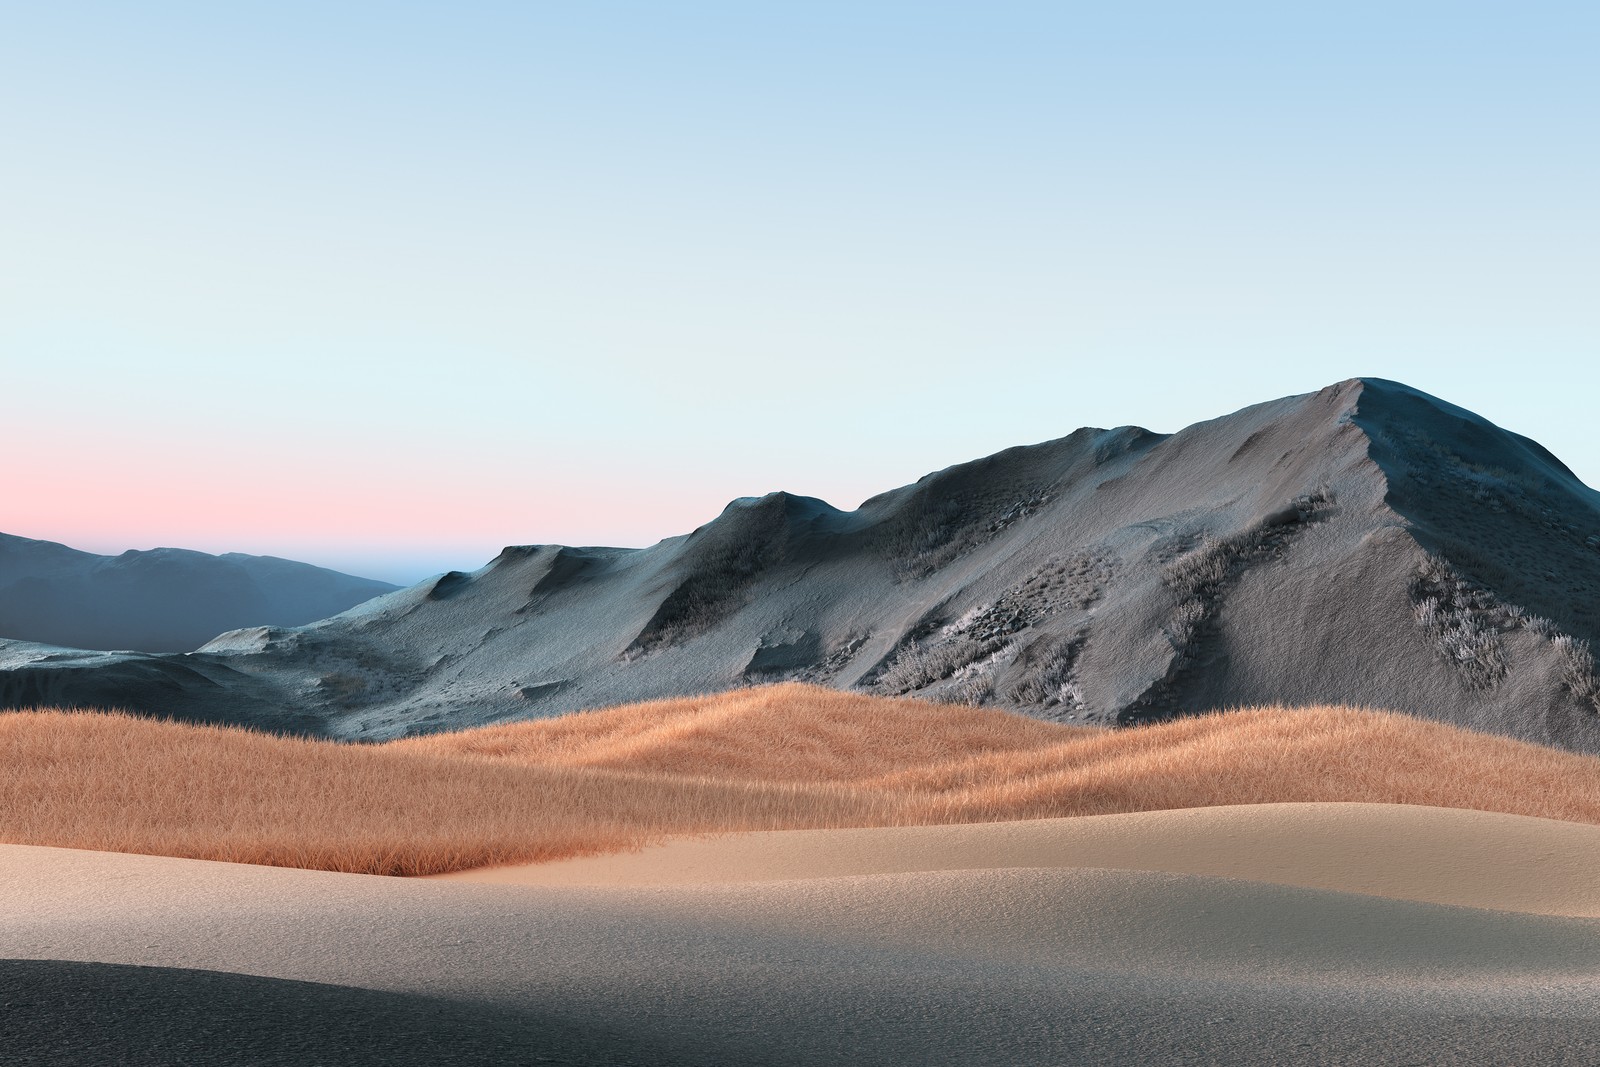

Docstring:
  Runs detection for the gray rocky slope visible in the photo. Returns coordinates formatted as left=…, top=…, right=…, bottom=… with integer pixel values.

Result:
left=3, top=378, right=1598, bottom=751
left=0, top=537, right=398, bottom=653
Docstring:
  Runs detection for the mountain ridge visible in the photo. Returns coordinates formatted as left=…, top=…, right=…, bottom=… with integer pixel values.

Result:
left=0, top=535, right=399, bottom=654
left=3, top=377, right=1598, bottom=752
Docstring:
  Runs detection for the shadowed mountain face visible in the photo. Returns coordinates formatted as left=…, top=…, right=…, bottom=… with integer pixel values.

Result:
left=4, top=378, right=1599, bottom=752
left=0, top=539, right=398, bottom=653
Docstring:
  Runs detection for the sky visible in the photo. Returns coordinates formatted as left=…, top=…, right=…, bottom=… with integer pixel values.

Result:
left=3, top=2, right=1596, bottom=584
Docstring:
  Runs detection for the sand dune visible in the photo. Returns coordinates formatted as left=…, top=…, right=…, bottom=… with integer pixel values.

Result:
left=7, top=685, right=1600, bottom=874
left=436, top=802, right=1600, bottom=917
left=11, top=694, right=1600, bottom=1060
left=5, top=839, right=1600, bottom=1065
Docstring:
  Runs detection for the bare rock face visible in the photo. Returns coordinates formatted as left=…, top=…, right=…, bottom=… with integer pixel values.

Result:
left=5, top=378, right=1599, bottom=753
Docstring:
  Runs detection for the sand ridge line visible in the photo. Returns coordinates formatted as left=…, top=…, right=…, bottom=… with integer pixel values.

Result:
left=8, top=840, right=1600, bottom=999
left=431, top=801, right=1600, bottom=918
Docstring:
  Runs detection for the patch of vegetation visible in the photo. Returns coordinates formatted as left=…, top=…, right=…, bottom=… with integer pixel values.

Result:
left=1122, top=489, right=1334, bottom=724
left=1409, top=555, right=1511, bottom=690
left=941, top=554, right=1114, bottom=649
left=1410, top=553, right=1600, bottom=711
left=10, top=689, right=1600, bottom=876
left=627, top=505, right=792, bottom=655
left=315, top=672, right=369, bottom=706
left=877, top=552, right=1112, bottom=707
left=875, top=636, right=1007, bottom=695
left=1164, top=491, right=1332, bottom=659
left=938, top=642, right=1017, bottom=706
left=1022, top=553, right=1114, bottom=612
left=880, top=488, right=1054, bottom=579
left=1554, top=635, right=1600, bottom=712
left=1006, top=630, right=1088, bottom=717
left=633, top=545, right=769, bottom=655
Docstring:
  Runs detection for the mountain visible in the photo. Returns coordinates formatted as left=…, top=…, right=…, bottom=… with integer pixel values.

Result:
left=3, top=378, right=1598, bottom=751
left=0, top=536, right=399, bottom=653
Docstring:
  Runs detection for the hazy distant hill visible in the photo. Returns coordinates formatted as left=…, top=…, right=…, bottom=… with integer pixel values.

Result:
left=4, top=378, right=1599, bottom=752
left=0, top=536, right=398, bottom=653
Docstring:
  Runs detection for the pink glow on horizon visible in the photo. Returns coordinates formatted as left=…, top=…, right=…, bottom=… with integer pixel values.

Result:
left=1, top=441, right=753, bottom=581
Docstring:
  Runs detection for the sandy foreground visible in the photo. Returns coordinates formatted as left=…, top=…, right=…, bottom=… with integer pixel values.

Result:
left=435, top=801, right=1600, bottom=915
left=6, top=802, right=1600, bottom=1065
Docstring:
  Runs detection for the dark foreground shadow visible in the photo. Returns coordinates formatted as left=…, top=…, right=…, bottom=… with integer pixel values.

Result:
left=0, top=959, right=683, bottom=1067
left=8, top=956, right=1600, bottom=1066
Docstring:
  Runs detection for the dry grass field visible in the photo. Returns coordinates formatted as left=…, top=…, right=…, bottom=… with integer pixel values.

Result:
left=5, top=683, right=1600, bottom=875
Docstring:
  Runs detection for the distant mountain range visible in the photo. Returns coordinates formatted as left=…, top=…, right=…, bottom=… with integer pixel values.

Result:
left=3, top=378, right=1598, bottom=752
left=0, top=536, right=398, bottom=653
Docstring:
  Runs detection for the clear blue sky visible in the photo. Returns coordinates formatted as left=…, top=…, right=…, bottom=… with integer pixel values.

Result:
left=3, top=2, right=1596, bottom=584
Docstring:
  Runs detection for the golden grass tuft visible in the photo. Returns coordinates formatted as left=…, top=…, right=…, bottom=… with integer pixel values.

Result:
left=4, top=682, right=1599, bottom=876
left=392, top=686, right=1070, bottom=780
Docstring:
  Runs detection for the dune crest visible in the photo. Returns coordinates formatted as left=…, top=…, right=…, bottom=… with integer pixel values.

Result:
left=6, top=842, right=1600, bottom=1065
left=436, top=802, right=1600, bottom=917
